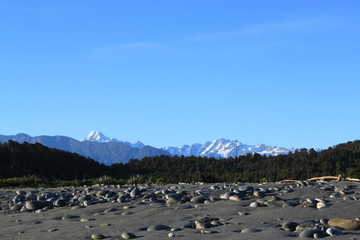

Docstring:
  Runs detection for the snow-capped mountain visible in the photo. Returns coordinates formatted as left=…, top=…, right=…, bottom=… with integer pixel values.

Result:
left=83, top=131, right=112, bottom=143
left=83, top=132, right=293, bottom=158
left=0, top=132, right=169, bottom=165
left=162, top=138, right=292, bottom=158
left=83, top=131, right=145, bottom=149
left=0, top=131, right=298, bottom=165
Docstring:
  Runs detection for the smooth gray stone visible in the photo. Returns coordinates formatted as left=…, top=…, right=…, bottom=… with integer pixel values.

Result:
left=295, top=222, right=316, bottom=232
left=12, top=195, right=25, bottom=203
left=319, top=218, right=328, bottom=224
left=195, top=221, right=212, bottom=229
left=103, top=207, right=118, bottom=213
left=299, top=229, right=327, bottom=238
left=249, top=201, right=262, bottom=207
left=241, top=228, right=262, bottom=233
left=43, top=192, right=56, bottom=199
left=54, top=199, right=67, bottom=207
left=182, top=223, right=196, bottom=229
left=16, top=190, right=27, bottom=196
left=130, top=188, right=140, bottom=198
left=238, top=212, right=249, bottom=216
left=25, top=201, right=51, bottom=211
left=147, top=224, right=171, bottom=231
left=283, top=201, right=299, bottom=207
left=169, top=193, right=183, bottom=200
left=220, top=192, right=235, bottom=200
left=239, top=186, right=254, bottom=193
left=210, top=220, right=223, bottom=226
left=61, top=215, right=80, bottom=220
left=118, top=196, right=127, bottom=203
left=191, top=196, right=206, bottom=203
left=171, top=227, right=182, bottom=231
left=121, top=232, right=136, bottom=239
left=282, top=221, right=298, bottom=232
left=91, top=233, right=105, bottom=239
left=10, top=203, right=23, bottom=211
left=25, top=193, right=37, bottom=200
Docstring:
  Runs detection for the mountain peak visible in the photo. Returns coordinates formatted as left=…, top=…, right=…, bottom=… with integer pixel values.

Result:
left=83, top=131, right=111, bottom=143
left=162, top=138, right=291, bottom=158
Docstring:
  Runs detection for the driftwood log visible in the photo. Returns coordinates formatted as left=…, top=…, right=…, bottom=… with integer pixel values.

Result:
left=279, top=175, right=360, bottom=183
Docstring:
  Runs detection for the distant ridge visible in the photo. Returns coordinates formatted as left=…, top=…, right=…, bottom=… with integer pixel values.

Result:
left=0, top=133, right=169, bottom=165
left=0, top=131, right=300, bottom=165
left=83, top=131, right=145, bottom=149
left=162, top=138, right=293, bottom=158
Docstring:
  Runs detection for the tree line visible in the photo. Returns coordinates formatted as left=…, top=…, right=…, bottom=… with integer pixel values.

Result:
left=1, top=140, right=360, bottom=183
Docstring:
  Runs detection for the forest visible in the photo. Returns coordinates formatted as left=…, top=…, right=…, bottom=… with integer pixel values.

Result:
left=1, top=139, right=360, bottom=186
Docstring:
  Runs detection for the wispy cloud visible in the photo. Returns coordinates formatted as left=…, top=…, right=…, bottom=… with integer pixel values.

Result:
left=186, top=17, right=338, bottom=41
left=85, top=42, right=162, bottom=61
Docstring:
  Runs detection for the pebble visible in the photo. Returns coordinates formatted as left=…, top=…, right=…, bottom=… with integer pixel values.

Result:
left=240, top=228, right=262, bottom=233
left=328, top=218, right=360, bottom=230
left=316, top=202, right=329, bottom=209
left=91, top=233, right=105, bottom=239
left=166, top=197, right=179, bottom=205
left=103, top=207, right=118, bottom=213
left=282, top=221, right=298, bottom=232
left=171, top=227, right=182, bottom=231
left=99, top=223, right=111, bottom=227
left=190, top=196, right=206, bottom=203
left=299, top=229, right=327, bottom=238
left=229, top=195, right=241, bottom=201
left=62, top=215, right=79, bottom=220
left=16, top=190, right=26, bottom=196
left=295, top=221, right=316, bottom=232
left=25, top=201, right=41, bottom=211
left=238, top=212, right=249, bottom=216
left=147, top=224, right=171, bottom=231
left=54, top=199, right=67, bottom=207
left=220, top=192, right=234, bottom=200
left=10, top=203, right=23, bottom=211
left=121, top=232, right=136, bottom=239
left=326, top=227, right=344, bottom=236
left=195, top=220, right=212, bottom=229
left=130, top=187, right=141, bottom=198
left=253, top=191, right=265, bottom=198
left=249, top=201, right=262, bottom=207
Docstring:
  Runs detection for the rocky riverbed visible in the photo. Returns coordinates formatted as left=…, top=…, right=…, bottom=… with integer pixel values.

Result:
left=1, top=181, right=360, bottom=239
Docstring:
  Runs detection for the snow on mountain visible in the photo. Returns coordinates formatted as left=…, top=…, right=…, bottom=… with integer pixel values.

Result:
left=82, top=131, right=145, bottom=148
left=162, top=138, right=292, bottom=158
left=82, top=131, right=292, bottom=158
left=83, top=131, right=112, bottom=143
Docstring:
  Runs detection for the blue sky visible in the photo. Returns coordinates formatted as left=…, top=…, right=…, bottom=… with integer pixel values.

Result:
left=1, top=0, right=360, bottom=149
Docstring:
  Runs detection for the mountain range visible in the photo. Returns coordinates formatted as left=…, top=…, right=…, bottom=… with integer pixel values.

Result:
left=0, top=131, right=293, bottom=165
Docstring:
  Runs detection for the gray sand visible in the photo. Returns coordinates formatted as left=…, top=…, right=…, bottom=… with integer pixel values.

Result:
left=1, top=181, right=360, bottom=239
